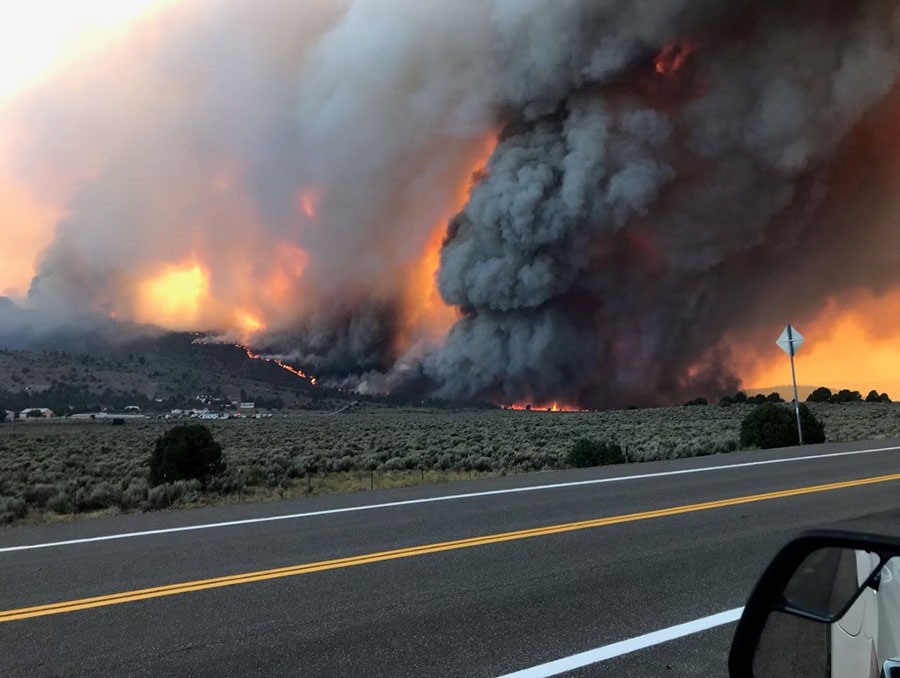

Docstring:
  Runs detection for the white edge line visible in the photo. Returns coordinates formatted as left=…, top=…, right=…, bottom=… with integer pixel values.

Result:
left=2, top=445, right=899, bottom=554
left=496, top=607, right=745, bottom=678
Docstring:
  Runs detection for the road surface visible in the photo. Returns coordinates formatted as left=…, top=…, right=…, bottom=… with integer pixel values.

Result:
left=3, top=439, right=900, bottom=677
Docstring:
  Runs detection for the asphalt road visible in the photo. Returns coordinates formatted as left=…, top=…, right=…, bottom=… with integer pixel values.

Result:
left=3, top=439, right=900, bottom=677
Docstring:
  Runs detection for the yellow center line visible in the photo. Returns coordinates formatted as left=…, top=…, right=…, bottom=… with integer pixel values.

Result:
left=3, top=470, right=900, bottom=623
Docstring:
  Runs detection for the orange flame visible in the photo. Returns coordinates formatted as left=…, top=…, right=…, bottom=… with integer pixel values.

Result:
left=136, top=261, right=209, bottom=329
left=237, top=344, right=317, bottom=385
left=504, top=400, right=587, bottom=412
left=654, top=42, right=696, bottom=76
left=398, top=132, right=499, bottom=349
left=296, top=188, right=319, bottom=220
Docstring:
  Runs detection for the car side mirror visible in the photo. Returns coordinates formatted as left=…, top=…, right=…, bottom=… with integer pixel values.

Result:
left=730, top=530, right=900, bottom=678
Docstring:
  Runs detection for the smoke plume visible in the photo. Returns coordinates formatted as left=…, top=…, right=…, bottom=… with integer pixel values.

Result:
left=5, top=0, right=900, bottom=407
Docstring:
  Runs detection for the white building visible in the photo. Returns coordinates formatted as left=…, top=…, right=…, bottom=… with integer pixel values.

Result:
left=20, top=408, right=54, bottom=418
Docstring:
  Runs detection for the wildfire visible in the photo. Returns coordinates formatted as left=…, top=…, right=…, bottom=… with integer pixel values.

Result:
left=398, top=132, right=499, bottom=349
left=237, top=344, right=317, bottom=385
left=505, top=401, right=587, bottom=412
left=654, top=42, right=696, bottom=76
left=296, top=188, right=319, bottom=220
left=136, top=262, right=209, bottom=329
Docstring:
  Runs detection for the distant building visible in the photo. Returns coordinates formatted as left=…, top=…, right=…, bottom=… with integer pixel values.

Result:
left=20, top=408, right=53, bottom=418
left=239, top=402, right=255, bottom=410
left=124, top=405, right=141, bottom=413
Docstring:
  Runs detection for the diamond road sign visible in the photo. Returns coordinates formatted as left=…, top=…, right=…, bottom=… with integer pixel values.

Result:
left=776, top=324, right=804, bottom=357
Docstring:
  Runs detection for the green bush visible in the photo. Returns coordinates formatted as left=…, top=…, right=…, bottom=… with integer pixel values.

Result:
left=566, top=438, right=624, bottom=468
left=740, top=403, right=826, bottom=449
left=807, top=387, right=832, bottom=403
left=148, top=424, right=225, bottom=486
left=799, top=404, right=826, bottom=444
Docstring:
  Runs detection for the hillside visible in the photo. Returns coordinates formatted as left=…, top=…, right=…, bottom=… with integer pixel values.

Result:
left=0, top=333, right=351, bottom=413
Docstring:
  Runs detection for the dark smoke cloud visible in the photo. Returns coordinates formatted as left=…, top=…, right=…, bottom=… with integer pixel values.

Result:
left=425, top=0, right=900, bottom=407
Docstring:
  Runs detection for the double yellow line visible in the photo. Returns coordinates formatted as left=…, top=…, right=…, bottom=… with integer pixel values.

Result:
left=3, top=470, right=900, bottom=624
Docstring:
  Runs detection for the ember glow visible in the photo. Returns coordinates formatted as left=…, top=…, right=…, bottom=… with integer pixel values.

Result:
left=136, top=263, right=208, bottom=330
left=504, top=401, right=587, bottom=413
left=237, top=344, right=315, bottom=385
left=654, top=42, right=696, bottom=76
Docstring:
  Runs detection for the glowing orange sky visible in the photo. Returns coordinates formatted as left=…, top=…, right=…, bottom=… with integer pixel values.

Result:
left=745, top=291, right=900, bottom=395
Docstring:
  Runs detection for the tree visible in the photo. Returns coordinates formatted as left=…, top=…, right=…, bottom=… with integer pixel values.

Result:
left=733, top=391, right=748, bottom=404
left=683, top=397, right=708, bottom=406
left=830, top=389, right=862, bottom=403
left=799, top=404, right=826, bottom=444
left=149, top=424, right=225, bottom=486
left=747, top=394, right=767, bottom=405
left=740, top=403, right=825, bottom=449
left=866, top=390, right=881, bottom=403
left=566, top=439, right=624, bottom=468
left=807, top=387, right=832, bottom=403
left=766, top=392, right=784, bottom=403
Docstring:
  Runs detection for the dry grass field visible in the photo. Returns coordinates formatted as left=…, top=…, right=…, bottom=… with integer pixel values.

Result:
left=2, top=402, right=899, bottom=526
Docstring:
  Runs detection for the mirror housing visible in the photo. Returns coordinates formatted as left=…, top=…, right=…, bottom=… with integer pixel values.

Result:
left=729, top=530, right=900, bottom=678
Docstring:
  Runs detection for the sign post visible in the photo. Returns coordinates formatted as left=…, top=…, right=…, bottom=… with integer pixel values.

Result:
left=776, top=324, right=805, bottom=444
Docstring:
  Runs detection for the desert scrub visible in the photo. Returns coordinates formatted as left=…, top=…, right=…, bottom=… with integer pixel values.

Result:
left=1, top=402, right=899, bottom=526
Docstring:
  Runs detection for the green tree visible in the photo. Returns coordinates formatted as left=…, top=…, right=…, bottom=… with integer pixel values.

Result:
left=149, top=424, right=225, bottom=486
left=807, top=387, right=832, bottom=403
left=830, top=389, right=862, bottom=403
left=566, top=438, right=624, bottom=468
left=740, top=403, right=825, bottom=449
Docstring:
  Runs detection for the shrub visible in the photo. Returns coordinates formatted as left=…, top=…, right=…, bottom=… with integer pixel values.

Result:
left=566, top=438, right=624, bottom=468
left=807, top=387, right=832, bottom=403
left=799, top=404, right=826, bottom=444
left=148, top=424, right=225, bottom=486
left=740, top=403, right=825, bottom=449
